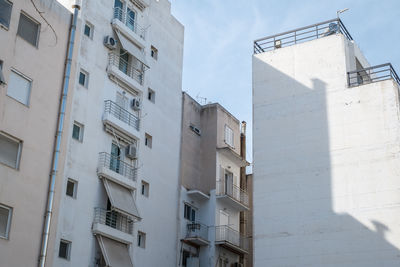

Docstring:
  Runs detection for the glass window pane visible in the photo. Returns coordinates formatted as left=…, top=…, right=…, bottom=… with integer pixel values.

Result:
left=84, top=24, right=91, bottom=37
left=79, top=72, right=86, bottom=86
left=0, top=0, right=12, bottom=28
left=0, top=206, right=10, bottom=238
left=72, top=124, right=80, bottom=140
left=66, top=180, right=75, bottom=197
left=0, top=134, right=19, bottom=168
left=7, top=71, right=31, bottom=105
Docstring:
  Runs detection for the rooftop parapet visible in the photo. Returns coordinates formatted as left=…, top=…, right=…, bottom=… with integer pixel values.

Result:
left=254, top=18, right=352, bottom=54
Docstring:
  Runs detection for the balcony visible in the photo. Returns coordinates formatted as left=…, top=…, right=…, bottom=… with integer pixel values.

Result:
left=111, top=7, right=146, bottom=48
left=107, top=53, right=144, bottom=93
left=347, top=63, right=400, bottom=88
left=216, top=180, right=249, bottom=211
left=97, top=152, right=137, bottom=189
left=184, top=222, right=209, bottom=246
left=215, top=225, right=248, bottom=255
left=92, top=208, right=134, bottom=244
left=254, top=18, right=352, bottom=54
left=103, top=100, right=140, bottom=142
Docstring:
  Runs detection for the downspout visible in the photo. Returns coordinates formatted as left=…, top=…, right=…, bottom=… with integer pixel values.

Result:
left=38, top=3, right=80, bottom=267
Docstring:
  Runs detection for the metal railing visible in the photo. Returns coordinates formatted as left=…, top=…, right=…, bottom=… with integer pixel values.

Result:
left=254, top=18, right=352, bottom=54
left=104, top=100, right=140, bottom=131
left=216, top=180, right=249, bottom=207
left=215, top=225, right=248, bottom=252
left=186, top=222, right=209, bottom=242
left=347, top=63, right=400, bottom=88
left=113, top=7, right=146, bottom=40
left=98, top=152, right=138, bottom=181
left=93, top=207, right=133, bottom=234
left=108, top=52, right=144, bottom=85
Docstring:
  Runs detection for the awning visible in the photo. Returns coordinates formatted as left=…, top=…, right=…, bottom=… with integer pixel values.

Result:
left=115, top=31, right=149, bottom=68
left=102, top=179, right=141, bottom=219
left=96, top=235, right=133, bottom=267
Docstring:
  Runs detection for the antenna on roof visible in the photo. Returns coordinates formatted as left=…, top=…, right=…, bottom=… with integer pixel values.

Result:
left=196, top=93, right=207, bottom=105
left=337, top=8, right=349, bottom=19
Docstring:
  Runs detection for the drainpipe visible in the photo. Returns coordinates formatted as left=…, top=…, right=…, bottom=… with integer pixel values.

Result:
left=38, top=2, right=80, bottom=267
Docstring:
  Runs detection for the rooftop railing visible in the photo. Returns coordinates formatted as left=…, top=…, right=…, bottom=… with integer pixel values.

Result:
left=108, top=52, right=144, bottom=85
left=104, top=100, right=140, bottom=131
left=98, top=152, right=138, bottom=181
left=215, top=225, right=248, bottom=252
left=347, top=63, right=400, bottom=88
left=254, top=18, right=352, bottom=54
left=113, top=7, right=146, bottom=40
left=216, top=180, right=249, bottom=207
left=93, top=207, right=133, bottom=234
left=186, top=222, right=209, bottom=242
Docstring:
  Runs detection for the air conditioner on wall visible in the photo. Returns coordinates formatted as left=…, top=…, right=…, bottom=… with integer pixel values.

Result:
left=126, top=144, right=137, bottom=159
left=131, top=98, right=141, bottom=111
left=104, top=36, right=117, bottom=50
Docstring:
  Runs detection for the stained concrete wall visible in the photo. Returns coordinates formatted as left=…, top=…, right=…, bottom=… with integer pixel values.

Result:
left=0, top=1, right=75, bottom=266
left=253, top=33, right=400, bottom=266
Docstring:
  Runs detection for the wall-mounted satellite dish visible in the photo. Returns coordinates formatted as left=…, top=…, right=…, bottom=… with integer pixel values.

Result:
left=324, top=23, right=339, bottom=36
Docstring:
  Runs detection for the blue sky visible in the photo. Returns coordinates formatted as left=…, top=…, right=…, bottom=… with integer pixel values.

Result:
left=170, top=0, right=400, bottom=163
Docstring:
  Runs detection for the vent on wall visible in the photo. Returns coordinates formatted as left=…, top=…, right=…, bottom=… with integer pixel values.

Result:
left=189, top=124, right=201, bottom=136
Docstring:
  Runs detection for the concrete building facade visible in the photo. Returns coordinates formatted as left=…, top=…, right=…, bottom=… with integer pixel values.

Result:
left=178, top=92, right=250, bottom=267
left=253, top=19, right=400, bottom=266
left=0, top=1, right=77, bottom=266
left=52, top=0, right=184, bottom=266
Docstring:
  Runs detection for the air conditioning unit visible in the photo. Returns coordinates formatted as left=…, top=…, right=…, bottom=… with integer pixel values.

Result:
left=104, top=36, right=117, bottom=50
left=126, top=144, right=137, bottom=159
left=131, top=98, right=141, bottom=111
left=274, top=39, right=282, bottom=49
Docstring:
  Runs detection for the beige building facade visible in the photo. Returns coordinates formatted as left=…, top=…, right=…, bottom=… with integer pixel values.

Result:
left=0, top=0, right=78, bottom=266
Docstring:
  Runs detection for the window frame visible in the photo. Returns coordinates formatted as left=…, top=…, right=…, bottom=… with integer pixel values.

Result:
left=58, top=239, right=72, bottom=260
left=147, top=88, right=155, bottom=103
left=17, top=11, right=41, bottom=48
left=0, top=0, right=13, bottom=30
left=72, top=121, right=84, bottom=142
left=6, top=68, right=32, bottom=106
left=141, top=180, right=149, bottom=197
left=224, top=125, right=234, bottom=148
left=83, top=21, right=94, bottom=39
left=184, top=203, right=196, bottom=222
left=0, top=203, right=12, bottom=240
left=144, top=133, right=152, bottom=148
left=78, top=69, right=89, bottom=88
left=0, top=131, right=22, bottom=169
left=137, top=231, right=146, bottom=248
left=66, top=178, right=78, bottom=199
left=150, top=46, right=158, bottom=60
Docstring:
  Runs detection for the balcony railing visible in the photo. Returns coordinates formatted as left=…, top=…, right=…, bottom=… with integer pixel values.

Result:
left=347, top=63, right=400, bottom=88
left=216, top=180, right=249, bottom=207
left=186, top=222, right=208, bottom=242
left=254, top=18, right=352, bottom=54
left=93, top=207, right=133, bottom=235
left=104, top=100, right=140, bottom=131
left=98, top=152, right=138, bottom=181
left=113, top=7, right=146, bottom=40
left=215, top=225, right=248, bottom=252
left=108, top=52, right=144, bottom=85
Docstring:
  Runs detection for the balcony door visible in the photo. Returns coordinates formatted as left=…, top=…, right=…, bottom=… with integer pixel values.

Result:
left=126, top=7, right=136, bottom=32
left=110, top=143, right=123, bottom=174
left=219, top=210, right=229, bottom=226
left=224, top=170, right=233, bottom=196
left=114, top=0, right=123, bottom=21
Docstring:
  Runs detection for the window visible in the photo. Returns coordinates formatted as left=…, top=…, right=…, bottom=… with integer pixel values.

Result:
left=0, top=0, right=12, bottom=29
left=137, top=231, right=146, bottom=248
left=0, top=60, right=5, bottom=84
left=78, top=69, right=89, bottom=88
left=0, top=204, right=12, bottom=239
left=184, top=203, right=196, bottom=222
left=150, top=46, right=158, bottom=60
left=66, top=179, right=78, bottom=198
left=58, top=240, right=71, bottom=260
left=84, top=22, right=93, bottom=39
left=72, top=121, right=84, bottom=142
left=224, top=125, right=234, bottom=147
left=141, top=181, right=149, bottom=197
left=17, top=12, right=40, bottom=47
left=7, top=69, right=32, bottom=106
left=147, top=88, right=155, bottom=103
left=144, top=133, right=152, bottom=148
left=0, top=132, right=22, bottom=169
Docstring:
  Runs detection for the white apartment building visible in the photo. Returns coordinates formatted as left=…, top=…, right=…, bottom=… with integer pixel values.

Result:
left=178, top=92, right=250, bottom=267
left=253, top=19, right=400, bottom=266
left=53, top=0, right=184, bottom=266
left=0, top=1, right=77, bottom=266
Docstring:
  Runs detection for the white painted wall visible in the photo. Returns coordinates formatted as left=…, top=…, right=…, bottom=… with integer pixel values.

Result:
left=253, top=34, right=400, bottom=266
